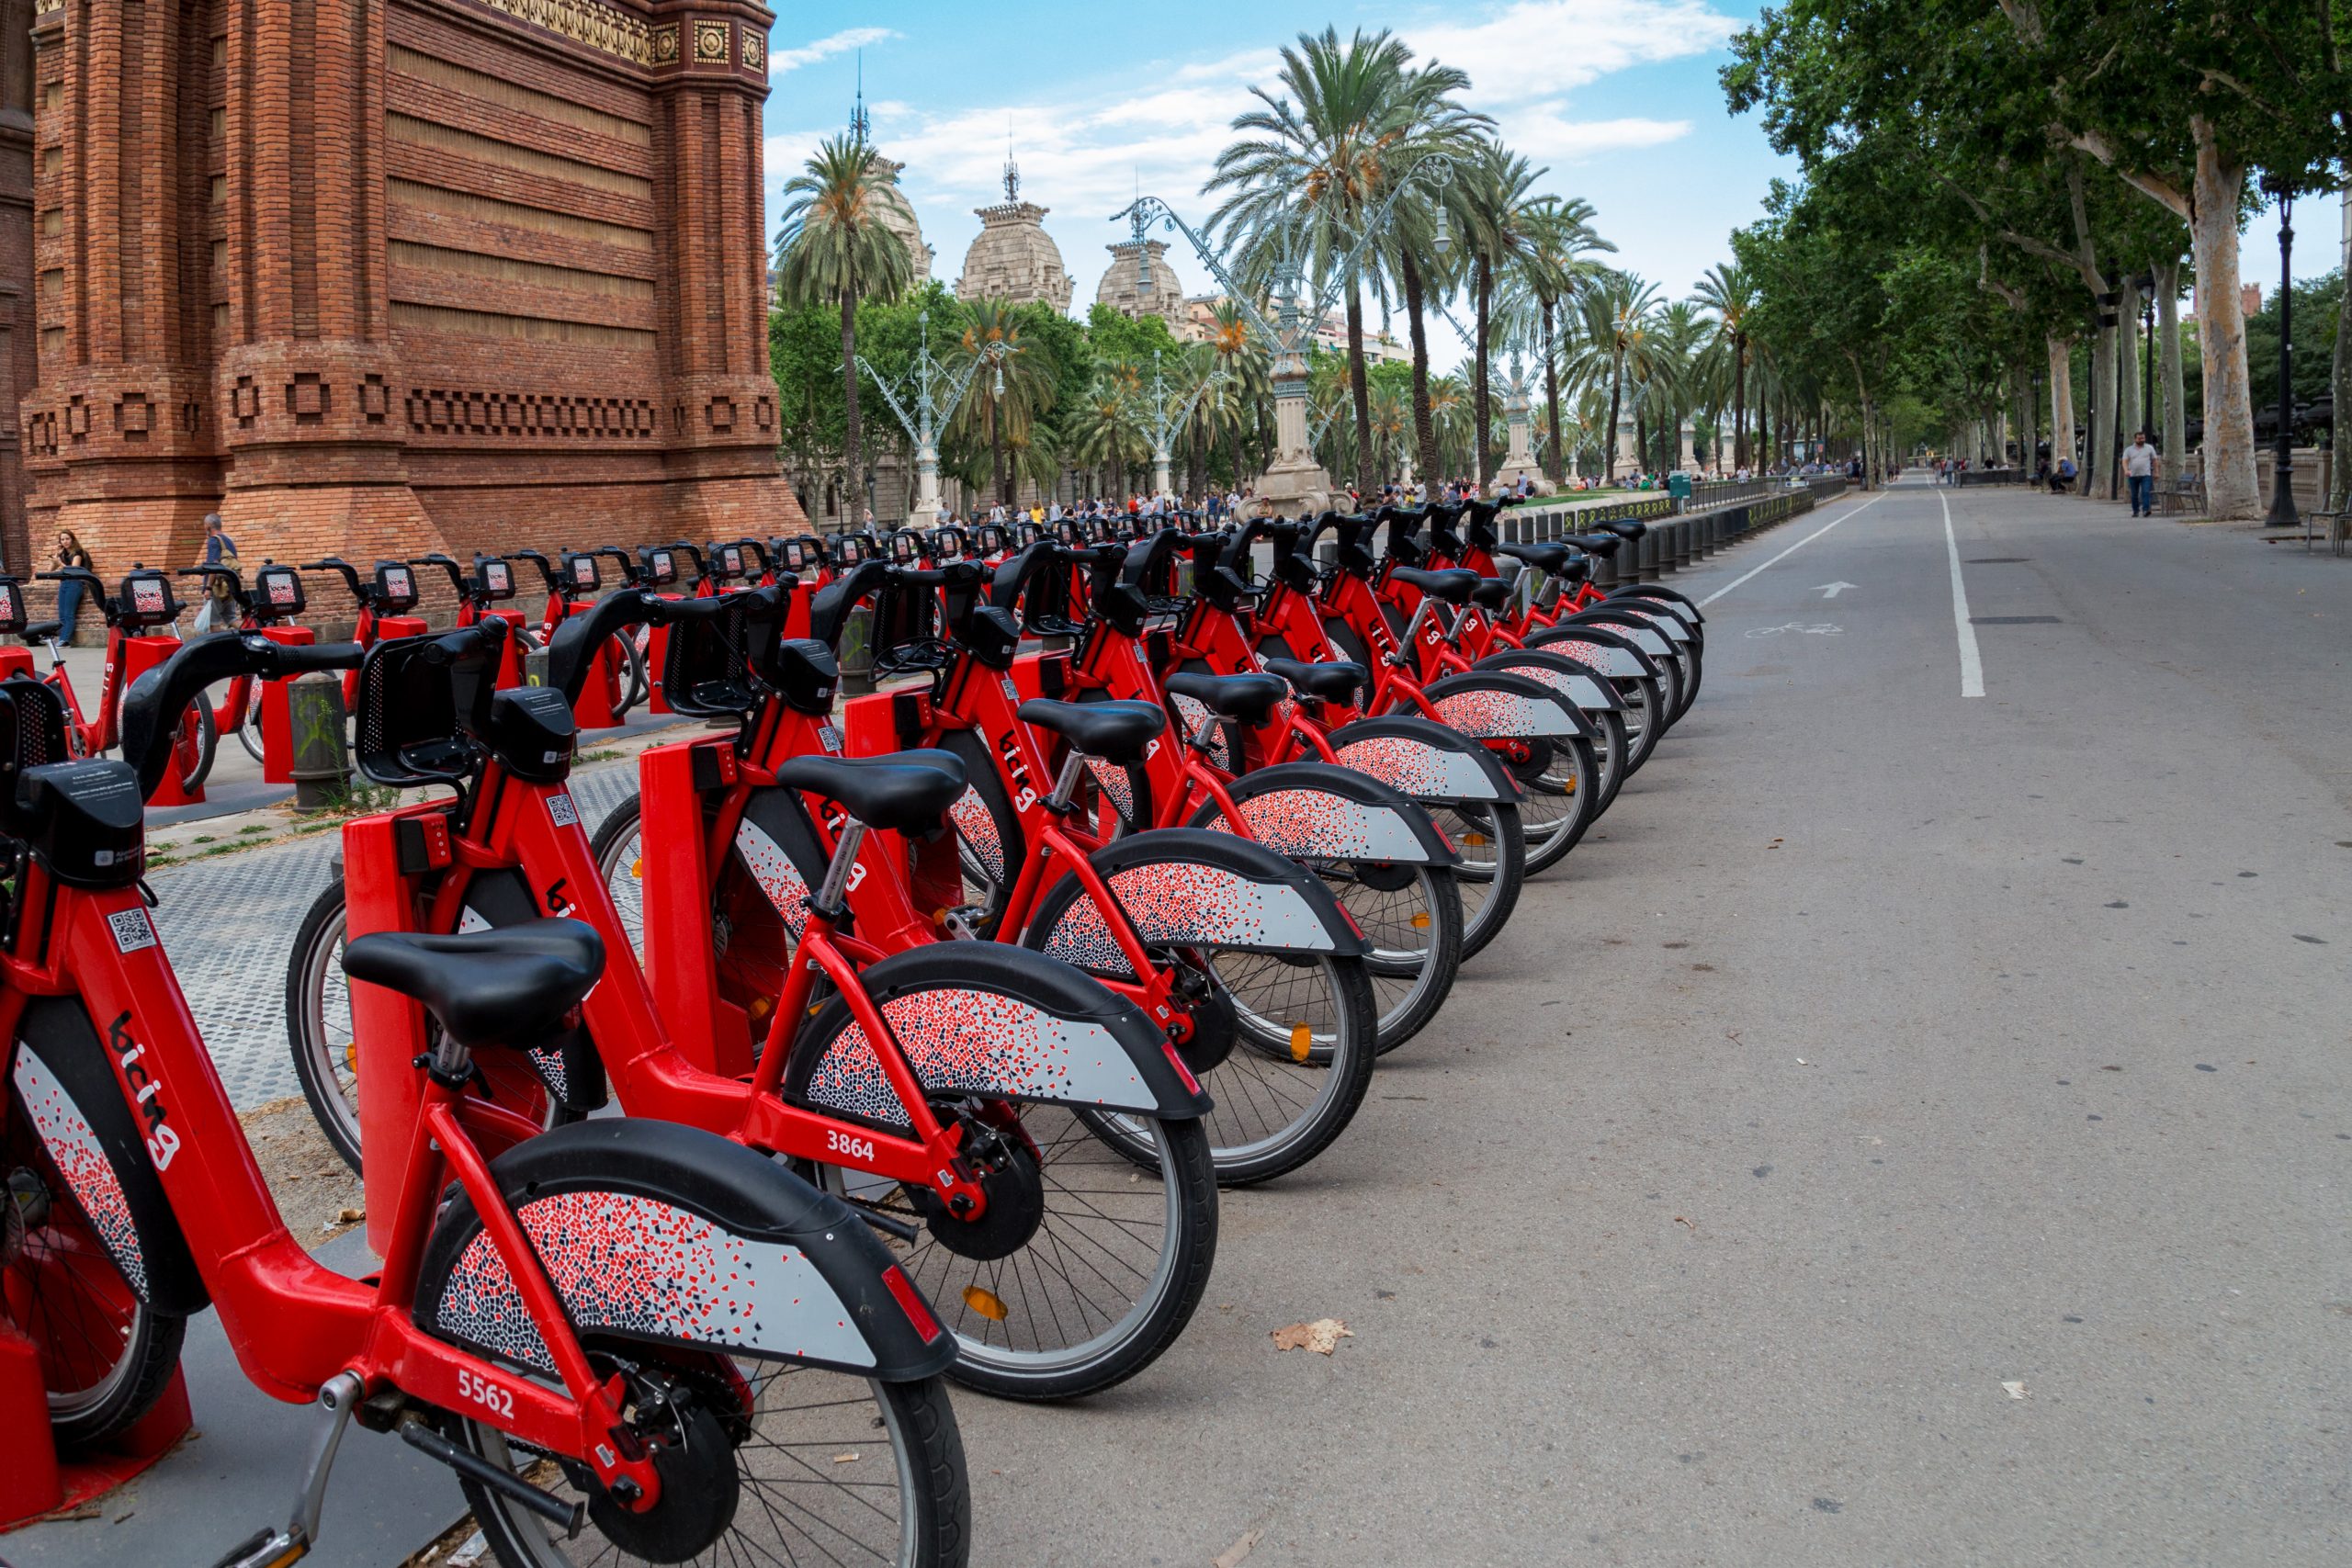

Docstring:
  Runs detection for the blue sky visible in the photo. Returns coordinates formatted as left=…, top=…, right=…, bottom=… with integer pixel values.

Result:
left=757, top=2, right=2339, bottom=365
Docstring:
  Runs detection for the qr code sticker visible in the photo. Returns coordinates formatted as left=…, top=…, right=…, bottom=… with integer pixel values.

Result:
left=548, top=794, right=579, bottom=827
left=108, top=908, right=157, bottom=953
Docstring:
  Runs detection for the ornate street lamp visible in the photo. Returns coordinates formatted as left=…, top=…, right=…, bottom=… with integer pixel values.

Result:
left=2260, top=175, right=2298, bottom=529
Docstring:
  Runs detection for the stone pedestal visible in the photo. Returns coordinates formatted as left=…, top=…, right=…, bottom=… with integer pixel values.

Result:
left=1250, top=357, right=1330, bottom=515
left=1495, top=385, right=1541, bottom=492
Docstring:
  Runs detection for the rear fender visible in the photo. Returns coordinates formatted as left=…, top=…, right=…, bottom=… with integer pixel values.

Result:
left=1525, top=625, right=1662, bottom=682
left=1421, top=671, right=1598, bottom=742
left=1189, top=761, right=1455, bottom=866
left=1470, top=649, right=1625, bottom=714
left=1326, top=715, right=1519, bottom=804
left=1607, top=583, right=1703, bottom=623
left=1608, top=603, right=1697, bottom=645
left=6, top=998, right=209, bottom=1314
left=1021, top=827, right=1367, bottom=980
left=416, top=1119, right=954, bottom=1380
left=1562, top=611, right=1676, bottom=661
left=786, top=942, right=1211, bottom=1126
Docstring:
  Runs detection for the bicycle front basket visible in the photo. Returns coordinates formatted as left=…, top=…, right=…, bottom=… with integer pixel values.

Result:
left=353, top=632, right=488, bottom=787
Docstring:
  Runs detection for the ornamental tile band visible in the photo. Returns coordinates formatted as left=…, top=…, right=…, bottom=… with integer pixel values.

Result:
left=473, top=0, right=654, bottom=66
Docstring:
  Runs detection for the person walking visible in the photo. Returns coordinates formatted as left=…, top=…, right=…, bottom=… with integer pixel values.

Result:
left=192, top=513, right=240, bottom=632
left=51, top=529, right=94, bottom=643
left=2122, top=431, right=2159, bottom=516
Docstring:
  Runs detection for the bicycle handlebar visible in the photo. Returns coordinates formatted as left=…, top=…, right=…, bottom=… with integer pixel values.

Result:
left=545, top=587, right=741, bottom=703
left=299, top=558, right=368, bottom=605
left=121, top=633, right=363, bottom=799
left=408, top=554, right=469, bottom=600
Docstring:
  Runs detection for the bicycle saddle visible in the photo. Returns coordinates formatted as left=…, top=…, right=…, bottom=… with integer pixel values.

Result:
left=1016, top=698, right=1164, bottom=766
left=1495, top=542, right=1569, bottom=574
left=20, top=619, right=60, bottom=642
left=1386, top=566, right=1481, bottom=605
left=1469, top=578, right=1512, bottom=611
left=774, top=751, right=967, bottom=834
left=1260, top=656, right=1366, bottom=705
left=1163, top=671, right=1287, bottom=728
left=342, top=919, right=603, bottom=1052
left=1565, top=532, right=1621, bottom=556
left=1600, top=520, right=1646, bottom=540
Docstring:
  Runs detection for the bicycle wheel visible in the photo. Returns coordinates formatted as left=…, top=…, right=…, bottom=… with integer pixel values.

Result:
left=1511, top=732, right=1600, bottom=876
left=707, top=861, right=1221, bottom=1400
left=591, top=797, right=647, bottom=959
left=1431, top=799, right=1524, bottom=962
left=177, top=700, right=218, bottom=793
left=608, top=632, right=649, bottom=716
left=450, top=1363, right=969, bottom=1568
left=2, top=1101, right=187, bottom=1451
left=235, top=691, right=266, bottom=764
left=1182, top=796, right=1464, bottom=1056
left=810, top=1111, right=1216, bottom=1402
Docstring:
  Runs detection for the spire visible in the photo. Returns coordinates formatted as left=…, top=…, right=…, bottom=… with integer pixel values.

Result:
left=849, top=50, right=870, bottom=144
left=1003, top=123, right=1019, bottom=203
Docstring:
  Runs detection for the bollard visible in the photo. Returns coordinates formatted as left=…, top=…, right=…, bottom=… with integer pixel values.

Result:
left=1674, top=516, right=1693, bottom=569
left=1638, top=525, right=1661, bottom=579
left=840, top=604, right=876, bottom=694
left=287, top=673, right=353, bottom=812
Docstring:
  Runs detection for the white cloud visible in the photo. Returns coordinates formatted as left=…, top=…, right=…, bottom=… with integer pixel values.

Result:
left=769, top=26, right=896, bottom=75
left=762, top=1, right=1743, bottom=337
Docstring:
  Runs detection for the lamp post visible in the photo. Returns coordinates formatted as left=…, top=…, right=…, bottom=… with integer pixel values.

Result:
left=2261, top=175, right=2298, bottom=529
left=857, top=310, right=984, bottom=526
left=2134, top=270, right=2156, bottom=445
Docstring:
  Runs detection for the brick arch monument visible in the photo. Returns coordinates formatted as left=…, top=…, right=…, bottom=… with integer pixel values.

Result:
left=5, top=0, right=803, bottom=589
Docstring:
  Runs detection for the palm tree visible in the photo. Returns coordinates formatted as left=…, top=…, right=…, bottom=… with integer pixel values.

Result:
left=1065, top=374, right=1148, bottom=500
left=1451, top=142, right=1544, bottom=487
left=1691, top=263, right=1758, bottom=471
left=944, top=299, right=1057, bottom=505
left=1207, top=27, right=1453, bottom=496
left=774, top=134, right=917, bottom=530
left=1568, top=274, right=1660, bottom=481
left=1520, top=197, right=1614, bottom=483
left=1202, top=299, right=1271, bottom=487
left=1373, top=67, right=1489, bottom=494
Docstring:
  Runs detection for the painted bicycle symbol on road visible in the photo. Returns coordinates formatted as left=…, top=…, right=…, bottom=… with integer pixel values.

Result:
left=1743, top=622, right=1844, bottom=638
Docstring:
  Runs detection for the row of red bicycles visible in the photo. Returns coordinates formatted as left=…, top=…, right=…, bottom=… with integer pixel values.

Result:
left=2, top=500, right=1702, bottom=1566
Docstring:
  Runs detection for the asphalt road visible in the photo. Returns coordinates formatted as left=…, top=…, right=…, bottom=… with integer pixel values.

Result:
left=955, top=476, right=2349, bottom=1566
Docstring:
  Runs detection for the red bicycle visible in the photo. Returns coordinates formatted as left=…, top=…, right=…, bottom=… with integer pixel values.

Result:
left=6, top=633, right=971, bottom=1568
left=17, top=566, right=216, bottom=796
left=587, top=573, right=1383, bottom=1187
left=286, top=608, right=1219, bottom=1400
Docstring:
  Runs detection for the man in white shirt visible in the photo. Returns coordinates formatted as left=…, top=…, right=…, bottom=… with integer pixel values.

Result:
left=2121, top=430, right=2160, bottom=516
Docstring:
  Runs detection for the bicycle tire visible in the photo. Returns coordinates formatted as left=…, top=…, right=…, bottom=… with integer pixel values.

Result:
left=235, top=692, right=266, bottom=765
left=450, top=1369, right=970, bottom=1568
left=178, top=700, right=218, bottom=794
left=1438, top=798, right=1525, bottom=962
left=1, top=1104, right=188, bottom=1452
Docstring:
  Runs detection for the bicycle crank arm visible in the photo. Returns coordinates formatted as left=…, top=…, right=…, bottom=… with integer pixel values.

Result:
left=209, top=1371, right=365, bottom=1568
left=401, top=1420, right=588, bottom=1535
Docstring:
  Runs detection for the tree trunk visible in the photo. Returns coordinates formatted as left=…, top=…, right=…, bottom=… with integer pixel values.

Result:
left=2154, top=258, right=2187, bottom=478
left=1400, top=253, right=1440, bottom=498
left=2048, top=334, right=2075, bottom=474
left=1634, top=408, right=1647, bottom=479
left=1345, top=285, right=1374, bottom=495
left=2086, top=312, right=2118, bottom=501
left=1473, top=260, right=1494, bottom=487
left=2115, top=274, right=2143, bottom=459
left=1604, top=351, right=1625, bottom=482
left=2335, top=185, right=2352, bottom=511
left=840, top=276, right=863, bottom=532
left=2182, top=122, right=2256, bottom=516
left=1540, top=299, right=1563, bottom=486
left=1732, top=339, right=1749, bottom=471
left=989, top=401, right=1007, bottom=505
left=1847, top=354, right=1875, bottom=491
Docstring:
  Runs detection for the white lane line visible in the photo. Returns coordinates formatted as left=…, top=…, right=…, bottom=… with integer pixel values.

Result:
left=1697, top=488, right=1891, bottom=607
left=1938, top=489, right=1985, bottom=698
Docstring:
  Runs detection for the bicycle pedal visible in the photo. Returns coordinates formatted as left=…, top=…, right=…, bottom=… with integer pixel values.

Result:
left=941, top=907, right=985, bottom=941
left=209, top=1526, right=308, bottom=1568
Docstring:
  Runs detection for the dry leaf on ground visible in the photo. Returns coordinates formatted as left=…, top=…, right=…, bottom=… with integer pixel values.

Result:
left=1212, top=1526, right=1265, bottom=1567
left=2001, top=1380, right=2030, bottom=1400
left=1271, top=1318, right=1352, bottom=1354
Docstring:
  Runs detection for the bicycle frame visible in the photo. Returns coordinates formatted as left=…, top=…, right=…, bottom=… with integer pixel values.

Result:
left=3, top=857, right=672, bottom=1496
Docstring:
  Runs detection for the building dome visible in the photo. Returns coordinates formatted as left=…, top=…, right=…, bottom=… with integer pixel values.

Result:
left=1096, top=239, right=1185, bottom=327
left=863, top=152, right=930, bottom=289
left=953, top=164, right=1072, bottom=312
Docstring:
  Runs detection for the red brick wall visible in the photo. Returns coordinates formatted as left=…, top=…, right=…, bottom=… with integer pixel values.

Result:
left=16, top=0, right=801, bottom=619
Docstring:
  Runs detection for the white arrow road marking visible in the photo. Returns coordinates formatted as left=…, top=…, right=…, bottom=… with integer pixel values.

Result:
left=1938, top=490, right=1985, bottom=698
left=1813, top=581, right=1857, bottom=598
left=1698, top=488, right=1890, bottom=606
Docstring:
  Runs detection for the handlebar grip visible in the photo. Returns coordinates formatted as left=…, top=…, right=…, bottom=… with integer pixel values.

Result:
left=266, top=641, right=366, bottom=676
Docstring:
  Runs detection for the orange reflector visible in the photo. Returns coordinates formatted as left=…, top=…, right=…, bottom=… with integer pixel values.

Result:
left=1464, top=833, right=1487, bottom=847
left=962, top=1285, right=1009, bottom=1322
left=1411, top=911, right=1431, bottom=931
left=1289, top=1024, right=1312, bottom=1062
left=748, top=996, right=774, bottom=1021
left=628, top=856, right=643, bottom=880
left=344, top=1043, right=358, bottom=1074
